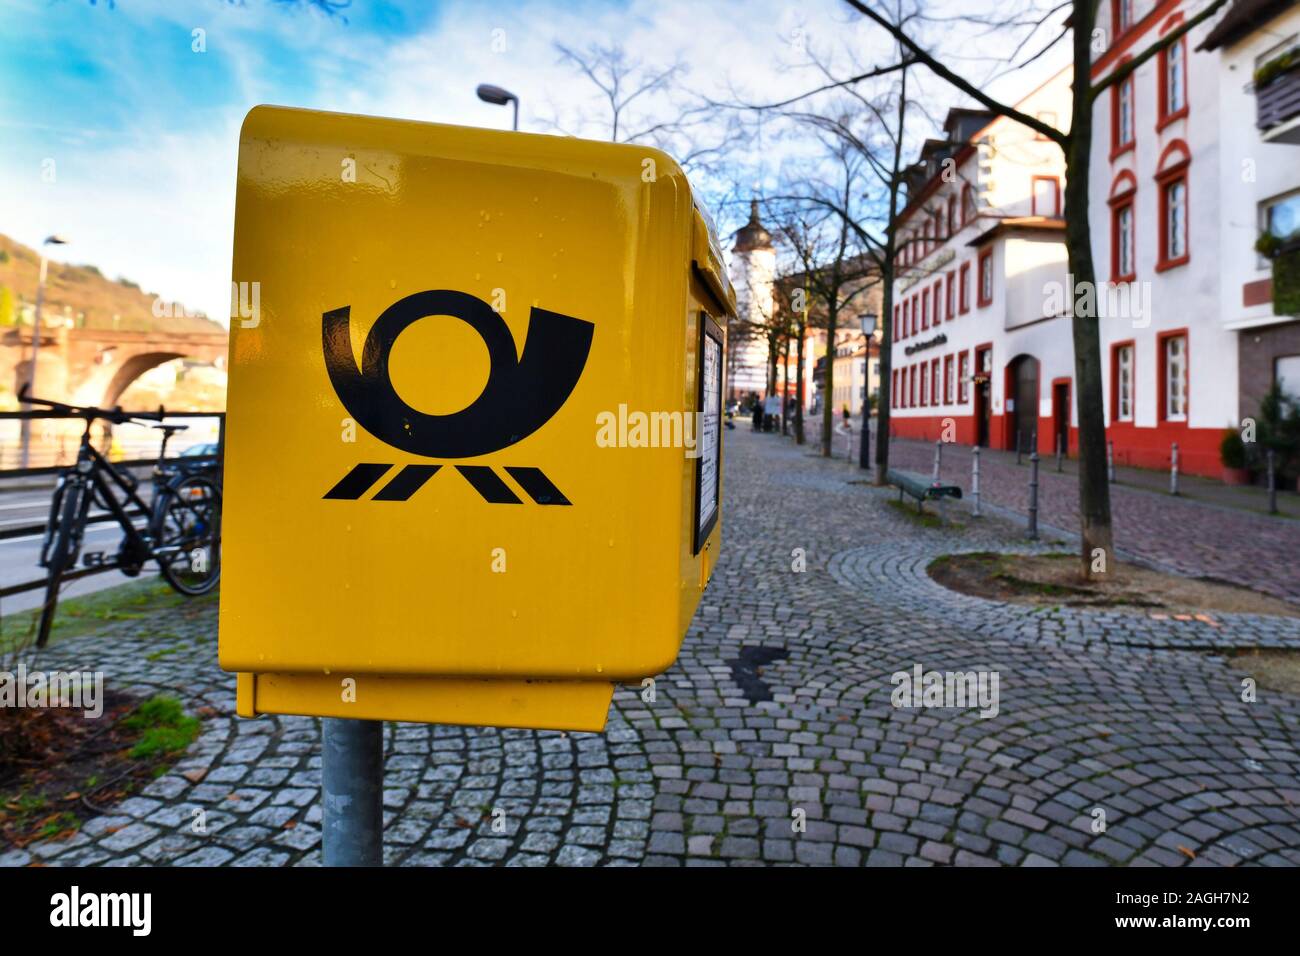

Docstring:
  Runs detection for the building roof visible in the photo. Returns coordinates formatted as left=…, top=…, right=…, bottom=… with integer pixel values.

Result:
left=732, top=199, right=773, bottom=253
left=966, top=216, right=1067, bottom=248
left=1199, top=0, right=1298, bottom=51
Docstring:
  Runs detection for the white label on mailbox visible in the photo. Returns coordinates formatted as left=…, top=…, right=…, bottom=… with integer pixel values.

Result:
left=697, top=328, right=721, bottom=540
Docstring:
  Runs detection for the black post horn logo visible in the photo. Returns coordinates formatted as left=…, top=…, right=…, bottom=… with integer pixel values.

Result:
left=321, top=289, right=593, bottom=505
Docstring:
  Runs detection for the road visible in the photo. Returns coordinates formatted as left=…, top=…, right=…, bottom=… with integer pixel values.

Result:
left=0, top=480, right=159, bottom=616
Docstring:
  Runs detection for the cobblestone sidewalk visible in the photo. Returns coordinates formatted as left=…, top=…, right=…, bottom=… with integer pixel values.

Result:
left=887, top=437, right=1300, bottom=605
left=4, top=429, right=1300, bottom=867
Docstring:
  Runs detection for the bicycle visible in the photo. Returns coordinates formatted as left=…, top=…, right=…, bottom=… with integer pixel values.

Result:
left=20, top=387, right=222, bottom=648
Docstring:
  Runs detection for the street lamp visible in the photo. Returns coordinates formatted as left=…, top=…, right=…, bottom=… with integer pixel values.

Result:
left=476, top=83, right=519, bottom=131
left=20, top=234, right=69, bottom=469
left=858, top=312, right=877, bottom=471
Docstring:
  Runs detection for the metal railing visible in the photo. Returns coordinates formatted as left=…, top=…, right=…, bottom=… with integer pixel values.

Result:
left=0, top=409, right=224, bottom=601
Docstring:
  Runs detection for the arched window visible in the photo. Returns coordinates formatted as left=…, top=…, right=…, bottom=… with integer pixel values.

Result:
left=1158, top=15, right=1189, bottom=129
left=1111, top=56, right=1136, bottom=159
left=1108, top=171, right=1138, bottom=281
left=1155, top=141, right=1191, bottom=271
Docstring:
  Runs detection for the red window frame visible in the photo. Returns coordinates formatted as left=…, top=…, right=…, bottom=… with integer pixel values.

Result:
left=1110, top=56, right=1136, bottom=161
left=943, top=354, right=954, bottom=404
left=933, top=280, right=944, bottom=324
left=1155, top=140, right=1191, bottom=272
left=922, top=288, right=930, bottom=330
left=1108, top=170, right=1137, bottom=282
left=1157, top=14, right=1189, bottom=130
left=893, top=303, right=900, bottom=341
left=958, top=350, right=970, bottom=404
left=930, top=357, right=941, bottom=405
left=1156, top=328, right=1189, bottom=422
left=918, top=363, right=927, bottom=407
left=1109, top=339, right=1136, bottom=423
left=961, top=184, right=974, bottom=225
left=945, top=272, right=956, bottom=320
left=959, top=262, right=971, bottom=314
left=1113, top=0, right=1134, bottom=38
left=1031, top=176, right=1061, bottom=217
left=977, top=248, right=994, bottom=307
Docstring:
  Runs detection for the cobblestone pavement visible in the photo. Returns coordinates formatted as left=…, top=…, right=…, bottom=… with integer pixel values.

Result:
left=4, top=429, right=1300, bottom=868
left=887, top=438, right=1300, bottom=605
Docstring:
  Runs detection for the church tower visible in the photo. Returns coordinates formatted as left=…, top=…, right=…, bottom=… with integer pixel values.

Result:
left=727, top=199, right=775, bottom=402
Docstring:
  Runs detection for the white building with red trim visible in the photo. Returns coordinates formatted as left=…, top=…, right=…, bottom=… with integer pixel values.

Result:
left=890, top=0, right=1300, bottom=480
left=888, top=68, right=1076, bottom=456
left=1092, top=0, right=1300, bottom=477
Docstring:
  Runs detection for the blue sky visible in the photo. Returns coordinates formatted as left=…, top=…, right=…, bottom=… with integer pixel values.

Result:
left=0, top=0, right=1067, bottom=325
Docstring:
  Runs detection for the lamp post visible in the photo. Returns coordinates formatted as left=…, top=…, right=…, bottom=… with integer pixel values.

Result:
left=21, top=234, right=69, bottom=469
left=476, top=83, right=519, bottom=131
left=858, top=312, right=876, bottom=470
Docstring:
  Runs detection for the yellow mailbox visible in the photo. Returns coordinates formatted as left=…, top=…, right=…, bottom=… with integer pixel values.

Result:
left=220, top=106, right=733, bottom=732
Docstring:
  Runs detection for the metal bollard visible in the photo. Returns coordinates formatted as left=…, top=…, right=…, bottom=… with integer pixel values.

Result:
left=1056, top=434, right=1063, bottom=473
left=1107, top=440, right=1116, bottom=483
left=1268, top=449, right=1278, bottom=515
left=1170, top=442, right=1180, bottom=496
left=322, top=718, right=384, bottom=867
left=971, top=446, right=982, bottom=518
left=933, top=440, right=942, bottom=480
left=1027, top=451, right=1039, bottom=540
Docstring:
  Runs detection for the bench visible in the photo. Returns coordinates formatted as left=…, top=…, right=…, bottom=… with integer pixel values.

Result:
left=885, top=469, right=963, bottom=514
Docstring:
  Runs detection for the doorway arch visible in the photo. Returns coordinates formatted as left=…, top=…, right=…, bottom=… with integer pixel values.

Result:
left=1005, top=354, right=1040, bottom=453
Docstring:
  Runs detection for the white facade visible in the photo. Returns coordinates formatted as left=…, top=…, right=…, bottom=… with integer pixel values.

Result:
left=1087, top=0, right=1300, bottom=474
left=727, top=203, right=775, bottom=401
left=889, top=67, right=1075, bottom=453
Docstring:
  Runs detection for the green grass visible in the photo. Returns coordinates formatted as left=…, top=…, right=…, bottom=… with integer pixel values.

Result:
left=122, top=695, right=200, bottom=760
left=0, top=578, right=217, bottom=654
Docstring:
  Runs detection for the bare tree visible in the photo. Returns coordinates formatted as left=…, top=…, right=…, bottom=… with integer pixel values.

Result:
left=542, top=42, right=744, bottom=181
left=767, top=136, right=878, bottom=456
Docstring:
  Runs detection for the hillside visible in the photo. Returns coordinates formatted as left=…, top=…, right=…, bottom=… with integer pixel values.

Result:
left=0, top=233, right=224, bottom=334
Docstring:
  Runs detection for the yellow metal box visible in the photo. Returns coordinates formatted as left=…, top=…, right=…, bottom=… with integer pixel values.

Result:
left=219, top=106, right=733, bottom=731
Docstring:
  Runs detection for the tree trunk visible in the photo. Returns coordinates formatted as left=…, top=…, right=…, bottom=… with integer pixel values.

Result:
left=781, top=334, right=790, bottom=435
left=1066, top=6, right=1114, bottom=579
left=795, top=326, right=806, bottom=445
left=821, top=314, right=837, bottom=456
left=875, top=253, right=895, bottom=485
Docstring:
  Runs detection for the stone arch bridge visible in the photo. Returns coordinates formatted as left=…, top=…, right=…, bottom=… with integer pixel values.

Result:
left=1, top=326, right=228, bottom=408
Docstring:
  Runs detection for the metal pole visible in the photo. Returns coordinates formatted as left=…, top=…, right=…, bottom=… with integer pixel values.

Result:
left=1028, top=451, right=1039, bottom=540
left=1268, top=449, right=1278, bottom=515
left=1056, top=434, right=1063, bottom=473
left=1170, top=442, right=1180, bottom=496
left=322, top=718, right=384, bottom=867
left=859, top=402, right=871, bottom=471
left=1107, top=439, right=1116, bottom=483
left=932, top=439, right=942, bottom=480
left=20, top=255, right=48, bottom=469
left=971, top=446, right=982, bottom=518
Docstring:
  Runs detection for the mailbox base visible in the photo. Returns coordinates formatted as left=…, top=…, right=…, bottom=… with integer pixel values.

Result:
left=236, top=671, right=614, bottom=732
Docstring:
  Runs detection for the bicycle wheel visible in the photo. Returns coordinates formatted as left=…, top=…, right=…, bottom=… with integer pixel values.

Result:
left=152, top=474, right=221, bottom=595
left=36, top=477, right=88, bottom=647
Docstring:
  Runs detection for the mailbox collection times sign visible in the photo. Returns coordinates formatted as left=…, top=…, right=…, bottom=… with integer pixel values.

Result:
left=219, top=106, right=734, bottom=732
